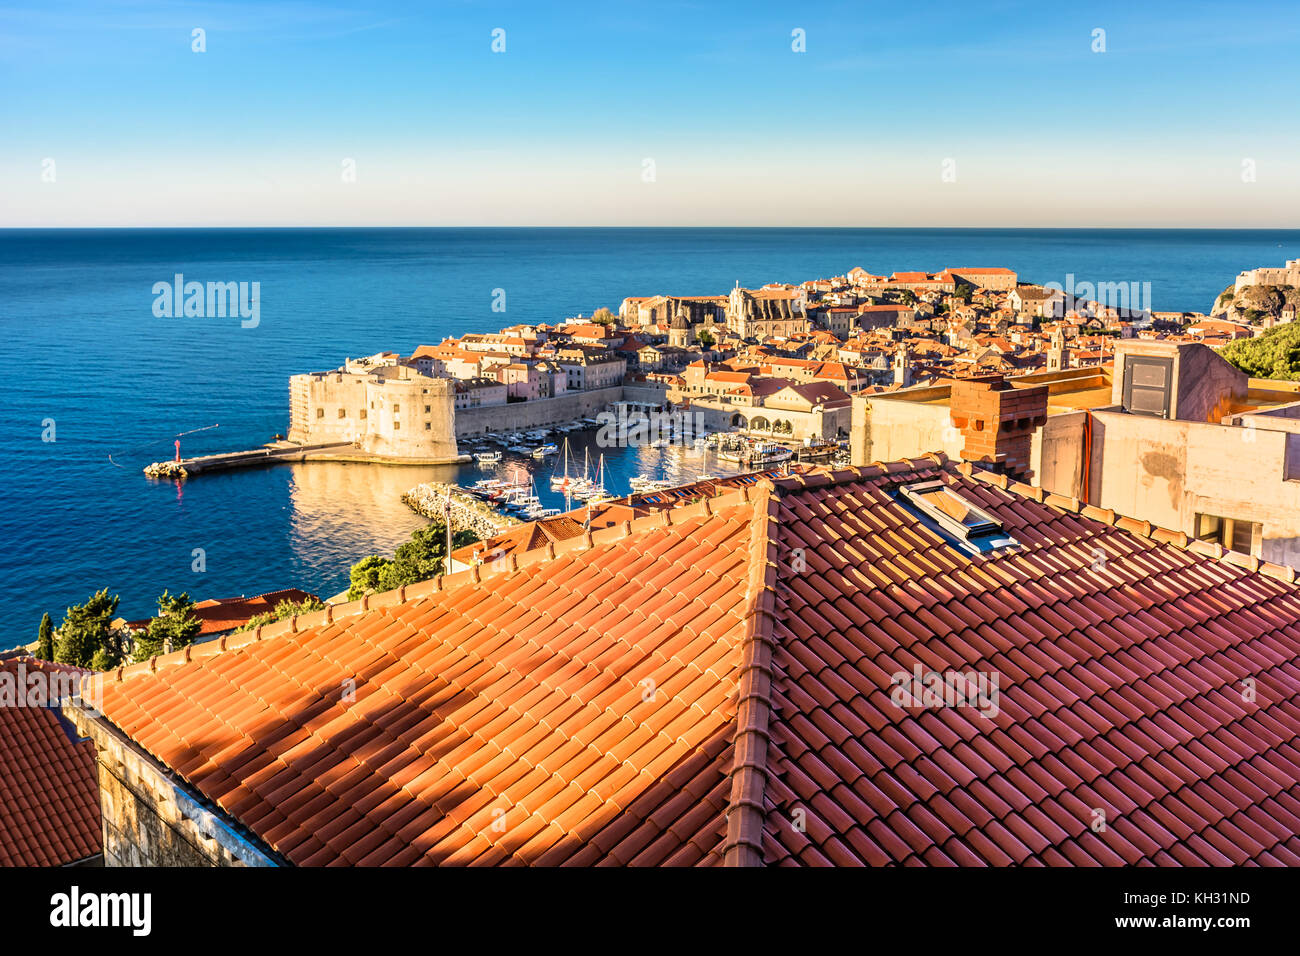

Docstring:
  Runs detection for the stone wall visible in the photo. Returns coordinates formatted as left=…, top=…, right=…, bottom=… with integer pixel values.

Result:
left=289, top=368, right=460, bottom=461
left=454, top=385, right=625, bottom=436
left=1089, top=410, right=1300, bottom=568
left=402, top=482, right=518, bottom=538
left=64, top=705, right=276, bottom=868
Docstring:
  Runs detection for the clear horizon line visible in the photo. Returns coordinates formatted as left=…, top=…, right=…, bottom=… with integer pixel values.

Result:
left=3, top=223, right=1300, bottom=232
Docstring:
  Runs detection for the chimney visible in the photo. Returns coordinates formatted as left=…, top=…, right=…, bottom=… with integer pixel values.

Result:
left=949, top=374, right=1049, bottom=480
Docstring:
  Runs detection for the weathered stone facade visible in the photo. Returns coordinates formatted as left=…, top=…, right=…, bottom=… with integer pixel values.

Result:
left=289, top=364, right=461, bottom=461
left=1234, top=259, right=1300, bottom=293
left=64, top=704, right=277, bottom=867
left=726, top=287, right=808, bottom=340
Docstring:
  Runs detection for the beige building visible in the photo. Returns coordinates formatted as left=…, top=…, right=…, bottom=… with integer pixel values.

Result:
left=289, top=363, right=461, bottom=461
left=851, top=341, right=1300, bottom=569
left=945, top=267, right=1018, bottom=291
left=726, top=285, right=808, bottom=340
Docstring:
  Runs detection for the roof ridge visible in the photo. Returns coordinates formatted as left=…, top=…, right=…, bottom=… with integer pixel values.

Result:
left=102, top=482, right=765, bottom=686
left=722, top=480, right=782, bottom=867
left=767, top=452, right=950, bottom=493
left=954, top=460, right=1298, bottom=585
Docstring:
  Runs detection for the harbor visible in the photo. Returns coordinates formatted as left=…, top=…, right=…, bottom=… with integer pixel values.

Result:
left=400, top=418, right=850, bottom=529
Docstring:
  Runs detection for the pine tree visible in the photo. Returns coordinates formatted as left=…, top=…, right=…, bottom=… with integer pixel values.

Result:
left=133, top=590, right=201, bottom=662
left=54, top=590, right=120, bottom=668
left=35, top=612, right=55, bottom=660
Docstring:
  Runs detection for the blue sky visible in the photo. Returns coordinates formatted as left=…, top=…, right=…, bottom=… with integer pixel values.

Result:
left=2, top=0, right=1298, bottom=226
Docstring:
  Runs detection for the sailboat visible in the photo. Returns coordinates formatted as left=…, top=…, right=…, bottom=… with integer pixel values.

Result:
left=549, top=438, right=576, bottom=490
left=580, top=454, right=614, bottom=503
left=562, top=446, right=595, bottom=497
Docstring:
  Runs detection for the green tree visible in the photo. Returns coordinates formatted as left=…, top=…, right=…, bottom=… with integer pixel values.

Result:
left=347, top=523, right=479, bottom=599
left=54, top=590, right=121, bottom=669
left=35, top=612, right=54, bottom=661
left=591, top=307, right=615, bottom=326
left=1220, top=322, right=1300, bottom=380
left=951, top=280, right=975, bottom=303
left=133, top=590, right=202, bottom=662
left=236, top=595, right=328, bottom=633
left=696, top=328, right=716, bottom=350
left=348, top=554, right=392, bottom=600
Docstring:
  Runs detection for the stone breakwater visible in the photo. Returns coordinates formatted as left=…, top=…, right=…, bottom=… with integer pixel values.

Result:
left=402, top=482, right=519, bottom=538
left=143, top=461, right=189, bottom=480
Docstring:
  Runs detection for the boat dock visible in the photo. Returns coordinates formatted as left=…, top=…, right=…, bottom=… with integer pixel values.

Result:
left=144, top=441, right=470, bottom=479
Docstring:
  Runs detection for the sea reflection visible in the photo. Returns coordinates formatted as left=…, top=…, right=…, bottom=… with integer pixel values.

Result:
left=279, top=436, right=751, bottom=598
left=285, top=461, right=460, bottom=588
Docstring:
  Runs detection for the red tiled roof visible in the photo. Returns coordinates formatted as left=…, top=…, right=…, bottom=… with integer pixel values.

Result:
left=187, top=588, right=320, bottom=635
left=86, top=458, right=1300, bottom=866
left=0, top=658, right=102, bottom=866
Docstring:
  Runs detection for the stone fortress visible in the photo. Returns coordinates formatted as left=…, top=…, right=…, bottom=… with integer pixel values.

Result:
left=1234, top=259, right=1300, bottom=293
left=288, top=355, right=460, bottom=461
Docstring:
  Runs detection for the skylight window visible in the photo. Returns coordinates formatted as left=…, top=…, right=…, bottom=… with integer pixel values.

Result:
left=897, top=481, right=1019, bottom=555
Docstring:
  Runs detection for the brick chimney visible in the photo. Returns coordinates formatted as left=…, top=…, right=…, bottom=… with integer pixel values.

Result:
left=949, top=374, right=1049, bottom=479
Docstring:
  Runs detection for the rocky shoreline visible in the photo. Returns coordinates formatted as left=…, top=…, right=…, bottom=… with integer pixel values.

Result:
left=402, top=482, right=519, bottom=538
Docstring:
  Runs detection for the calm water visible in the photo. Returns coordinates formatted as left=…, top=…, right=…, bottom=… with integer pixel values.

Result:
left=3, top=227, right=1298, bottom=637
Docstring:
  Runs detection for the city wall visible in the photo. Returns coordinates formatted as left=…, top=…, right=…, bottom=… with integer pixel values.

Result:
left=454, top=385, right=625, bottom=436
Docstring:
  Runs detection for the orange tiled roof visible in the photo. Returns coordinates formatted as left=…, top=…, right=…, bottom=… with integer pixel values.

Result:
left=87, top=458, right=1300, bottom=866
left=0, top=658, right=102, bottom=866
left=188, top=588, right=320, bottom=635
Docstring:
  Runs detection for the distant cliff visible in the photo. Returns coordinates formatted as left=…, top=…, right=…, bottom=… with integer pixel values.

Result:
left=1214, top=257, right=1300, bottom=323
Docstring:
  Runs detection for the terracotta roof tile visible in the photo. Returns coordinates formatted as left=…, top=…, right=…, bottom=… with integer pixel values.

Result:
left=0, top=658, right=102, bottom=866
left=81, top=457, right=1300, bottom=866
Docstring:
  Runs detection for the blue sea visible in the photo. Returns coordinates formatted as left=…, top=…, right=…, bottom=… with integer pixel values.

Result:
left=3, top=227, right=1298, bottom=638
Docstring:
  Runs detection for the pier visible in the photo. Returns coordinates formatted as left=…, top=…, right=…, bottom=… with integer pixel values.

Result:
left=144, top=441, right=469, bottom=479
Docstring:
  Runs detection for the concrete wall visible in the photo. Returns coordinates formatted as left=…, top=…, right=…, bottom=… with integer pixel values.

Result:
left=1031, top=410, right=1086, bottom=499
left=851, top=389, right=964, bottom=465
left=1090, top=409, right=1300, bottom=567
left=454, top=385, right=624, bottom=436
left=65, top=706, right=276, bottom=867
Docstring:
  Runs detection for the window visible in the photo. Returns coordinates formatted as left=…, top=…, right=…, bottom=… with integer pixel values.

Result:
left=338, top=408, right=346, bottom=418
left=360, top=409, right=367, bottom=419
left=1195, top=512, right=1260, bottom=555
left=393, top=422, right=400, bottom=430
left=898, top=480, right=1018, bottom=555
left=425, top=422, right=432, bottom=430
left=316, top=408, right=324, bottom=419
left=1122, top=356, right=1173, bottom=418
left=392, top=403, right=400, bottom=413
left=425, top=405, right=431, bottom=413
